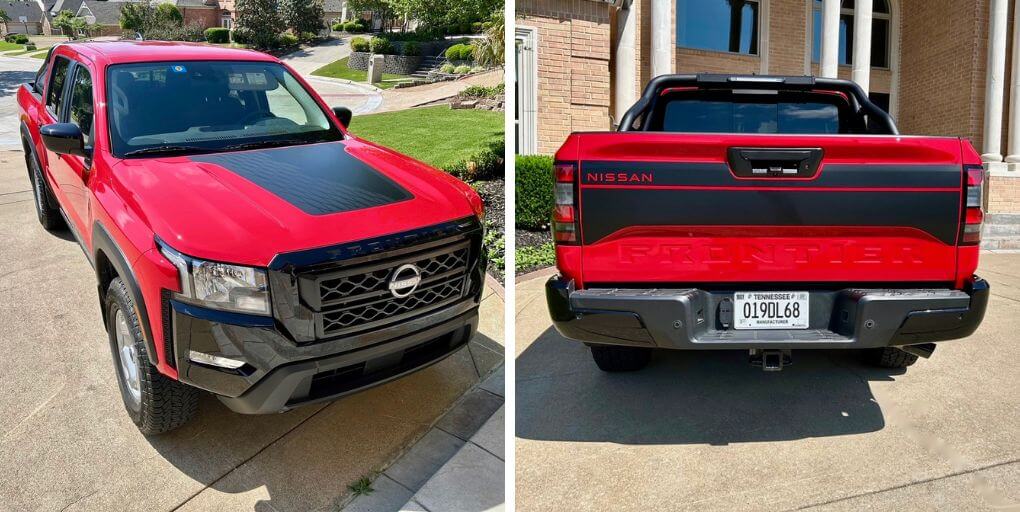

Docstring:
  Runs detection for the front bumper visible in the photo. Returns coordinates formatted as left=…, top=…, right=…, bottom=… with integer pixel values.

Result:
left=167, top=298, right=479, bottom=414
left=546, top=276, right=989, bottom=350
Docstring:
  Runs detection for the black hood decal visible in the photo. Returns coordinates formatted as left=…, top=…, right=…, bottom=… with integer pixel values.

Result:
left=191, top=142, right=413, bottom=215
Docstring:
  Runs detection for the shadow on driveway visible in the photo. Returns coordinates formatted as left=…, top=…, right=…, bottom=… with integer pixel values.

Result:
left=517, top=326, right=902, bottom=446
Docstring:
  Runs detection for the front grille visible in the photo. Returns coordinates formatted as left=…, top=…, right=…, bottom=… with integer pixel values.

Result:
left=299, top=238, right=473, bottom=339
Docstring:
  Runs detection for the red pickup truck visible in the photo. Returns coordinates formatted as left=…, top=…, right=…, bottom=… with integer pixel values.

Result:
left=19, top=42, right=486, bottom=434
left=547, top=74, right=988, bottom=372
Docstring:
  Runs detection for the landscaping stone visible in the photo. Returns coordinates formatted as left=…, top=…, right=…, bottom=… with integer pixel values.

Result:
left=349, top=51, right=370, bottom=70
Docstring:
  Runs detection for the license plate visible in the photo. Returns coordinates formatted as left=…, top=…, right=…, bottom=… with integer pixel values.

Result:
left=733, top=292, right=809, bottom=330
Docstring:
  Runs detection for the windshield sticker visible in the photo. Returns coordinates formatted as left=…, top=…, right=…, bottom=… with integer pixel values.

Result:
left=171, top=65, right=187, bottom=73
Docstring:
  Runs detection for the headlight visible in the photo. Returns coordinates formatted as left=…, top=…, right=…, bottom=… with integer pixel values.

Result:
left=159, top=242, right=271, bottom=315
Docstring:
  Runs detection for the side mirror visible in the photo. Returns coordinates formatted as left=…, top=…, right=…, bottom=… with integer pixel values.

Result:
left=41, top=123, right=88, bottom=158
left=333, top=106, right=352, bottom=128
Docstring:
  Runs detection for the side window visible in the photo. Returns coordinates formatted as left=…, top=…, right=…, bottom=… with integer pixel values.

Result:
left=67, top=66, right=94, bottom=147
left=46, top=57, right=71, bottom=118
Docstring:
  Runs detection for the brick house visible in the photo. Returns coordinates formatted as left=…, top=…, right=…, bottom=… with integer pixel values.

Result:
left=516, top=0, right=1020, bottom=247
left=76, top=0, right=219, bottom=36
left=2, top=0, right=46, bottom=34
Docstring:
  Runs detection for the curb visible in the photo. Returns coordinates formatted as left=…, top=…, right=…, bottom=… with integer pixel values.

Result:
left=303, top=74, right=384, bottom=93
left=484, top=273, right=504, bottom=301
left=515, top=265, right=556, bottom=284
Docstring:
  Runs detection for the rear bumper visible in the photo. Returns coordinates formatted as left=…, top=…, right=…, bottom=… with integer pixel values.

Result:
left=546, top=276, right=989, bottom=350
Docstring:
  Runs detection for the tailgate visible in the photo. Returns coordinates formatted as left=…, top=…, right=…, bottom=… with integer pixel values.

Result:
left=573, top=133, right=965, bottom=284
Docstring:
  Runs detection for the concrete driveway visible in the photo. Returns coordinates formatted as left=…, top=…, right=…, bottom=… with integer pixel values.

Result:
left=0, top=153, right=504, bottom=511
left=515, top=258, right=1020, bottom=511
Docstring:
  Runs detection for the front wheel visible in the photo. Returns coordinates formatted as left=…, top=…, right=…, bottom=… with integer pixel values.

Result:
left=105, top=277, right=198, bottom=434
left=590, top=345, right=652, bottom=372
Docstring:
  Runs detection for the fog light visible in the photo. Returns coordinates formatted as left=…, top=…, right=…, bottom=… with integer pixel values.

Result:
left=189, top=350, right=245, bottom=369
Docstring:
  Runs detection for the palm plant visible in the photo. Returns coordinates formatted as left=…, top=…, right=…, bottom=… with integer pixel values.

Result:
left=471, top=9, right=503, bottom=68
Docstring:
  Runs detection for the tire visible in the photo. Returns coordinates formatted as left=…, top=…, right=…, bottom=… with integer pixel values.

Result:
left=105, top=277, right=198, bottom=435
left=590, top=345, right=652, bottom=372
left=865, top=347, right=920, bottom=369
left=25, top=145, right=63, bottom=231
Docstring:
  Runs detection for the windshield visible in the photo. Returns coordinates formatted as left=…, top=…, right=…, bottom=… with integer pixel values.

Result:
left=106, top=61, right=342, bottom=157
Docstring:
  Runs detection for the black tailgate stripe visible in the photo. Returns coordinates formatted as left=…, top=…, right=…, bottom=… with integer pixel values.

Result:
left=580, top=189, right=961, bottom=245
left=580, top=161, right=962, bottom=188
left=191, top=142, right=413, bottom=215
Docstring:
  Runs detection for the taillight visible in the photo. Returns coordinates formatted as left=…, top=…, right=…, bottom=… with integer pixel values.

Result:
left=552, top=162, right=578, bottom=244
left=960, top=165, right=984, bottom=245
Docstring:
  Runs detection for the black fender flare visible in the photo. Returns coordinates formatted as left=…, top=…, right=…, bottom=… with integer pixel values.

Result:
left=19, top=122, right=59, bottom=210
left=92, top=222, right=160, bottom=366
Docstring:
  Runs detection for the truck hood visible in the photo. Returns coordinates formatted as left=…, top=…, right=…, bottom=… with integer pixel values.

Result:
left=112, top=139, right=478, bottom=266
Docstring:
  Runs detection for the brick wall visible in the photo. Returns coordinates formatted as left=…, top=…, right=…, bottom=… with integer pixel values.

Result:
left=676, top=48, right=758, bottom=74
left=768, top=0, right=808, bottom=75
left=988, top=175, right=1020, bottom=213
left=897, top=0, right=986, bottom=146
left=519, top=0, right=613, bottom=154
left=182, top=7, right=219, bottom=30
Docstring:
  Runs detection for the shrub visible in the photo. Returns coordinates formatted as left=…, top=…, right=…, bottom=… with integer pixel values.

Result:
left=204, top=27, right=230, bottom=43
left=369, top=36, right=393, bottom=55
left=453, top=64, right=471, bottom=74
left=446, top=138, right=503, bottom=181
left=516, top=242, right=555, bottom=273
left=300, top=31, right=317, bottom=42
left=4, top=34, right=15, bottom=43
left=445, top=43, right=474, bottom=62
left=14, top=34, right=29, bottom=44
left=401, top=41, right=420, bottom=56
left=279, top=32, right=299, bottom=46
left=231, top=28, right=251, bottom=44
left=515, top=155, right=555, bottom=229
left=470, top=65, right=484, bottom=73
left=331, top=22, right=343, bottom=31
left=461, top=84, right=503, bottom=98
left=440, top=63, right=455, bottom=74
left=471, top=21, right=483, bottom=33
left=459, top=22, right=471, bottom=34
left=146, top=22, right=205, bottom=42
left=350, top=36, right=369, bottom=52
left=24, top=43, right=36, bottom=51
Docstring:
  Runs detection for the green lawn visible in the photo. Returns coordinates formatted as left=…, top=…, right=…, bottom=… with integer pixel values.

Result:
left=0, top=41, right=23, bottom=51
left=348, top=105, right=502, bottom=170
left=31, top=52, right=48, bottom=59
left=311, top=57, right=411, bottom=90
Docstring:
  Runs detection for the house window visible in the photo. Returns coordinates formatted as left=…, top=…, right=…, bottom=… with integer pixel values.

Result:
left=221, top=16, right=233, bottom=29
left=811, top=0, right=890, bottom=68
left=515, top=26, right=537, bottom=154
left=676, top=0, right=760, bottom=55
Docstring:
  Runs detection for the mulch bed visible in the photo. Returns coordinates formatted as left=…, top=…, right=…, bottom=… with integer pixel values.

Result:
left=474, top=179, right=505, bottom=282
left=515, top=228, right=552, bottom=275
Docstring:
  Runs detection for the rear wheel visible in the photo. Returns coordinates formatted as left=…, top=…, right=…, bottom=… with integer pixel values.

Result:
left=865, top=347, right=920, bottom=369
left=105, top=277, right=198, bottom=434
left=590, top=345, right=651, bottom=372
left=25, top=145, right=63, bottom=231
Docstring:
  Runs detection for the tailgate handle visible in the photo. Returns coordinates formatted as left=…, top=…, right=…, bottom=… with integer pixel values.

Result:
left=727, top=147, right=824, bottom=178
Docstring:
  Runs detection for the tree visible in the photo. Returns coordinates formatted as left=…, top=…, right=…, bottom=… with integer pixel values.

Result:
left=154, top=3, right=183, bottom=26
left=234, top=0, right=285, bottom=49
left=280, top=0, right=324, bottom=35
left=0, top=9, right=11, bottom=24
left=120, top=3, right=183, bottom=37
left=52, top=10, right=78, bottom=39
left=119, top=3, right=151, bottom=33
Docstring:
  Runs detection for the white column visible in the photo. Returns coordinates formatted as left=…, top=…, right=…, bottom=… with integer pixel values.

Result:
left=819, top=0, right=840, bottom=78
left=650, top=0, right=671, bottom=77
left=614, top=0, right=637, bottom=125
left=851, top=0, right=872, bottom=92
left=1006, top=0, right=1020, bottom=166
left=983, top=0, right=1009, bottom=164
